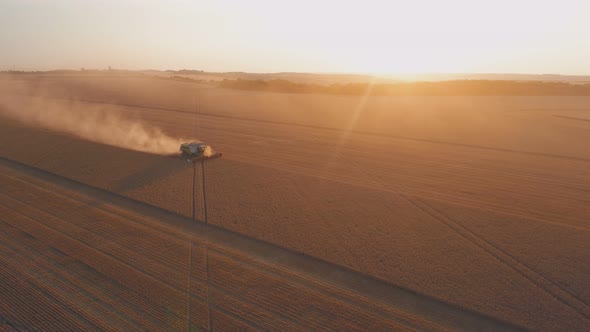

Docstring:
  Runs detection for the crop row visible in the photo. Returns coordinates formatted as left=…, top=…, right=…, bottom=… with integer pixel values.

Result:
left=0, top=224, right=127, bottom=331
left=210, top=308, right=258, bottom=332
left=190, top=241, right=209, bottom=300
left=0, top=263, right=90, bottom=331
left=0, top=214, right=188, bottom=331
left=0, top=202, right=190, bottom=330
left=3, top=173, right=192, bottom=263
left=0, top=177, right=191, bottom=287
left=208, top=252, right=409, bottom=331
left=0, top=208, right=186, bottom=330
left=210, top=245, right=442, bottom=331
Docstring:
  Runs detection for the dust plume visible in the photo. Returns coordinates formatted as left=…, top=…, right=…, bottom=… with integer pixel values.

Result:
left=0, top=93, right=190, bottom=155
left=203, top=144, right=214, bottom=157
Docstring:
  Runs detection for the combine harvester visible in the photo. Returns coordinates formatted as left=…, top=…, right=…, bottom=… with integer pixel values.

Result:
left=180, top=142, right=222, bottom=163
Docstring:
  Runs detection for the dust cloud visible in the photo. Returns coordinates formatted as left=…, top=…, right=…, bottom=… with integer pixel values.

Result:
left=0, top=92, right=192, bottom=155
left=203, top=144, right=214, bottom=157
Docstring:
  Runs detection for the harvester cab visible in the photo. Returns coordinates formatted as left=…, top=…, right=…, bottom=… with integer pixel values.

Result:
left=180, top=142, right=222, bottom=162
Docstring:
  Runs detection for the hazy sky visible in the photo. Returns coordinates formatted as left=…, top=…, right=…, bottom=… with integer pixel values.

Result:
left=1, top=0, right=589, bottom=74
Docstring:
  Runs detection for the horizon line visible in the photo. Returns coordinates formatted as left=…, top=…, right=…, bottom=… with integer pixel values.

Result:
left=2, top=68, right=590, bottom=77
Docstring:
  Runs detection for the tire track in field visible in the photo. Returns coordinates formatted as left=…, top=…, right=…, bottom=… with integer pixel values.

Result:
left=186, top=162, right=197, bottom=330
left=200, top=160, right=214, bottom=330
left=341, top=151, right=590, bottom=319
left=198, top=74, right=212, bottom=332
left=337, top=148, right=590, bottom=321
left=407, top=196, right=590, bottom=320
left=186, top=240, right=195, bottom=331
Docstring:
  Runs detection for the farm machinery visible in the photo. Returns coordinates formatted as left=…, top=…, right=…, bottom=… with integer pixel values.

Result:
left=180, top=142, right=222, bottom=162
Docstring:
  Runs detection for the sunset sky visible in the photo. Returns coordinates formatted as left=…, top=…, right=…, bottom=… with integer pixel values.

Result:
left=1, top=0, right=589, bottom=74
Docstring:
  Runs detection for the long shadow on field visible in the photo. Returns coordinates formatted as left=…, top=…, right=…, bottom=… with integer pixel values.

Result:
left=85, top=154, right=190, bottom=209
left=113, top=154, right=187, bottom=194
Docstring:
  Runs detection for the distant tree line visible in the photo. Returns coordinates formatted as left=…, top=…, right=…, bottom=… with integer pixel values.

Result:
left=167, top=69, right=205, bottom=74
left=219, top=79, right=590, bottom=96
left=0, top=69, right=139, bottom=75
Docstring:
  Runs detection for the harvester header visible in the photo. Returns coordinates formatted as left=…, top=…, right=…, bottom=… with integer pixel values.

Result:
left=180, top=142, right=222, bottom=162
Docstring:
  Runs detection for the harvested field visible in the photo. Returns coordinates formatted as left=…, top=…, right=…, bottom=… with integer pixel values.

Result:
left=0, top=158, right=513, bottom=331
left=0, top=75, right=589, bottom=330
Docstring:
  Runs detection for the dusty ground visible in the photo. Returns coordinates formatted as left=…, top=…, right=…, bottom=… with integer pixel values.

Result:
left=0, top=75, right=589, bottom=330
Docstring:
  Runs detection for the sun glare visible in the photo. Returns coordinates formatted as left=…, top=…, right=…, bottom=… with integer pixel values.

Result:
left=233, top=0, right=590, bottom=74
left=1, top=0, right=589, bottom=73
